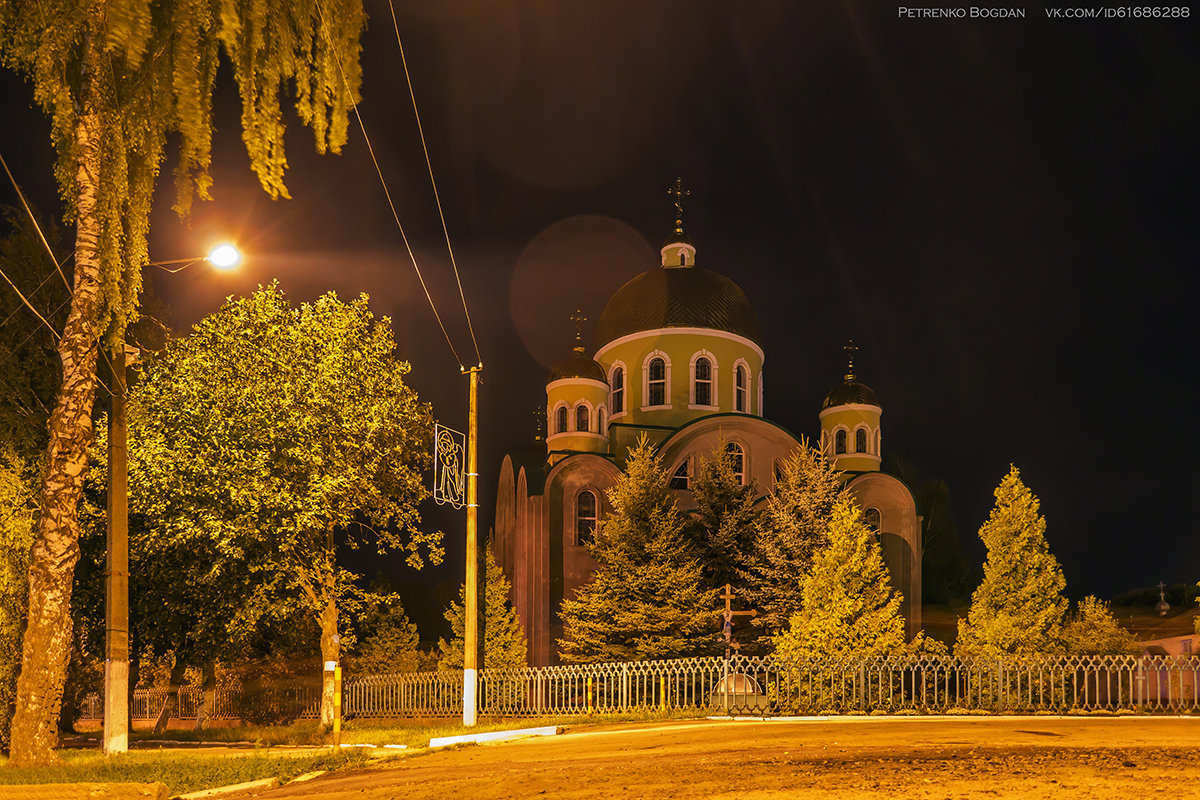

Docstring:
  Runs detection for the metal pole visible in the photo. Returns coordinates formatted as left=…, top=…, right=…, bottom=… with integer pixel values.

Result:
left=462, top=366, right=481, bottom=726
left=104, top=344, right=129, bottom=755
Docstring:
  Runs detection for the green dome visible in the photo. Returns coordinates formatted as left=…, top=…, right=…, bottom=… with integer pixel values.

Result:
left=597, top=266, right=761, bottom=347
left=822, top=380, right=880, bottom=409
left=549, top=348, right=607, bottom=383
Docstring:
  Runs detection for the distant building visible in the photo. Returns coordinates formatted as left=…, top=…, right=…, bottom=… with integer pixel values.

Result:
left=493, top=189, right=921, bottom=666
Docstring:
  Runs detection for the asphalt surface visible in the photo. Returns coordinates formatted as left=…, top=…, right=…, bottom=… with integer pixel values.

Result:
left=220, top=716, right=1200, bottom=799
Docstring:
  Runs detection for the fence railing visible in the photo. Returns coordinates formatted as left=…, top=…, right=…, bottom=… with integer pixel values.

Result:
left=79, top=653, right=1199, bottom=723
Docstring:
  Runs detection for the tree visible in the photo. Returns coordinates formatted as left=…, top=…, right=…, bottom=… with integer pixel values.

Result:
left=1, top=0, right=365, bottom=763
left=1061, top=596, right=1134, bottom=656
left=956, top=466, right=1067, bottom=658
left=917, top=479, right=970, bottom=606
left=0, top=445, right=35, bottom=748
left=128, top=286, right=441, bottom=727
left=773, top=495, right=940, bottom=661
left=439, top=545, right=527, bottom=671
left=346, top=596, right=432, bottom=676
left=740, top=443, right=846, bottom=640
left=559, top=437, right=716, bottom=663
left=686, top=443, right=760, bottom=593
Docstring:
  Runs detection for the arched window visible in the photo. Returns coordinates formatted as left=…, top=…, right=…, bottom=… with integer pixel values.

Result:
left=735, top=365, right=748, bottom=412
left=773, top=460, right=784, bottom=487
left=556, top=406, right=568, bottom=434
left=611, top=367, right=625, bottom=414
left=576, top=491, right=598, bottom=546
left=648, top=357, right=666, bottom=406
left=694, top=357, right=712, bottom=406
left=576, top=405, right=589, bottom=432
left=671, top=460, right=690, bottom=490
left=597, top=407, right=605, bottom=433
left=725, top=442, right=745, bottom=485
left=835, top=429, right=847, bottom=455
left=864, top=507, right=881, bottom=541
left=855, top=427, right=867, bottom=453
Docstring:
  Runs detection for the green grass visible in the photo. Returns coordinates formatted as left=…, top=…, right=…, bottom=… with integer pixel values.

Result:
left=0, top=748, right=373, bottom=794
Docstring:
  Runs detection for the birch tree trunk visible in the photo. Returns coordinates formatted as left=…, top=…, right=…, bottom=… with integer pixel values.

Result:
left=8, top=107, right=105, bottom=766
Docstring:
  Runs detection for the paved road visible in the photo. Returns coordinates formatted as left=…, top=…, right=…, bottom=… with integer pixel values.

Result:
left=228, top=716, right=1200, bottom=799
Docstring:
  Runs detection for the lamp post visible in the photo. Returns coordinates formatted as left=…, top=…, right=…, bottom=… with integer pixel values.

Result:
left=103, top=244, right=239, bottom=756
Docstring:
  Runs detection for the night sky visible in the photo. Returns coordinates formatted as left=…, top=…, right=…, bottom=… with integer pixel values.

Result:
left=2, top=3, right=1197, bottom=620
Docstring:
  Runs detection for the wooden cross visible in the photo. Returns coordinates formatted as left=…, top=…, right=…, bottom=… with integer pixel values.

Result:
left=718, top=583, right=756, bottom=656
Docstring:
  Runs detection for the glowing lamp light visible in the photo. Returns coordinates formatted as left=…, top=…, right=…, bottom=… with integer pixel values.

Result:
left=206, top=243, right=241, bottom=270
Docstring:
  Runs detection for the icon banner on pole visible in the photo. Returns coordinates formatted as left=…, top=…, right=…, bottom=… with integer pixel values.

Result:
left=434, top=423, right=467, bottom=509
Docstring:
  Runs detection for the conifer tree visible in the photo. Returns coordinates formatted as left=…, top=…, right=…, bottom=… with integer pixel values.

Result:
left=956, top=466, right=1067, bottom=657
left=347, top=598, right=431, bottom=675
left=686, top=443, right=760, bottom=592
left=440, top=545, right=527, bottom=671
left=740, top=443, right=846, bottom=638
left=1061, top=596, right=1134, bottom=656
left=559, top=437, right=716, bottom=663
left=774, top=495, right=937, bottom=661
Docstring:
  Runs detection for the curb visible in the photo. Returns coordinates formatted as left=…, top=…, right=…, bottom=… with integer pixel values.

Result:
left=429, top=725, right=564, bottom=749
left=174, top=777, right=279, bottom=799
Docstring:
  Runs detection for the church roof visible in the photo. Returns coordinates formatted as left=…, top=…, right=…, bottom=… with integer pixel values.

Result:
left=822, top=379, right=881, bottom=409
left=596, top=266, right=761, bottom=347
left=549, top=348, right=607, bottom=382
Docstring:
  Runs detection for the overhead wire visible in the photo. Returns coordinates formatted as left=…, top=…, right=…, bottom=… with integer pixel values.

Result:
left=387, top=0, right=482, bottom=369
left=313, top=0, right=468, bottom=371
left=1, top=146, right=117, bottom=397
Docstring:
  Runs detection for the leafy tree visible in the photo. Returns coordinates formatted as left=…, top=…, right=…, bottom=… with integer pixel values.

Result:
left=0, top=445, right=35, bottom=748
left=917, top=479, right=970, bottom=605
left=559, top=437, right=716, bottom=663
left=686, top=443, right=760, bottom=593
left=774, top=495, right=941, bottom=661
left=1061, top=596, right=1134, bottom=656
left=1, top=0, right=366, bottom=763
left=128, top=286, right=441, bottom=727
left=439, top=545, right=527, bottom=671
left=956, top=466, right=1067, bottom=657
left=740, top=443, right=845, bottom=641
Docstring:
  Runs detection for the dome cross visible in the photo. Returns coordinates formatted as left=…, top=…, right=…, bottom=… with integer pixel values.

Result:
left=843, top=339, right=860, bottom=382
left=668, top=177, right=690, bottom=235
left=570, top=308, right=587, bottom=352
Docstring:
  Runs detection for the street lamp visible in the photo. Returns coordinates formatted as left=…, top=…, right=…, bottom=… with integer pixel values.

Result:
left=148, top=242, right=243, bottom=273
left=104, top=245, right=240, bottom=756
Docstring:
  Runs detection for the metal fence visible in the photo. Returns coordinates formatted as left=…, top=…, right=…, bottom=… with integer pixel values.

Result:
left=80, top=653, right=1199, bottom=723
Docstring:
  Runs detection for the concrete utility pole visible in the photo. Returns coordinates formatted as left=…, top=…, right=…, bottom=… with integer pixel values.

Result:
left=463, top=365, right=481, bottom=726
left=104, top=344, right=130, bottom=755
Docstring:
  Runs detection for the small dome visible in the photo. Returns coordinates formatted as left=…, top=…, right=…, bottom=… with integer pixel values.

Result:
left=550, top=348, right=607, bottom=383
left=822, top=379, right=880, bottom=409
left=597, top=267, right=761, bottom=346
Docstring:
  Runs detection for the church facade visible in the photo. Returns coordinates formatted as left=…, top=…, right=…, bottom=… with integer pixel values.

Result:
left=493, top=199, right=921, bottom=667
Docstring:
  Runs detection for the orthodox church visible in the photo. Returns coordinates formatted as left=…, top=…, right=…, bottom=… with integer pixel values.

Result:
left=493, top=188, right=921, bottom=666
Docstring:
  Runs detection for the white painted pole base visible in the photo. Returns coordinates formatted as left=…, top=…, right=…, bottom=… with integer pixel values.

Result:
left=463, top=668, right=478, bottom=727
left=103, top=659, right=129, bottom=755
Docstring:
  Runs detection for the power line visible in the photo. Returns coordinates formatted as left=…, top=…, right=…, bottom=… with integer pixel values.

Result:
left=313, top=0, right=468, bottom=371
left=387, top=0, right=482, bottom=368
left=0, top=149, right=73, bottom=293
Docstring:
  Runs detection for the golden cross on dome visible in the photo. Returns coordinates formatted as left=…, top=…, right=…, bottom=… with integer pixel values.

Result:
left=569, top=308, right=587, bottom=349
left=668, top=177, right=690, bottom=234
left=843, top=339, right=859, bottom=381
